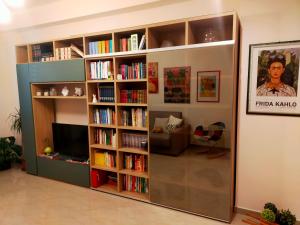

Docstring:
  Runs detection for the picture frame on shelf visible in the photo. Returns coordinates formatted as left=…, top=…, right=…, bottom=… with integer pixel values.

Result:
left=197, top=70, right=220, bottom=102
left=247, top=41, right=300, bottom=116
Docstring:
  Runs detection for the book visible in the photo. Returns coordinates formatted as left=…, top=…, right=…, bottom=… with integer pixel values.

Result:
left=123, top=175, right=148, bottom=193
left=138, top=35, right=146, bottom=50
left=121, top=133, right=148, bottom=149
left=131, top=34, right=138, bottom=51
left=70, top=44, right=84, bottom=57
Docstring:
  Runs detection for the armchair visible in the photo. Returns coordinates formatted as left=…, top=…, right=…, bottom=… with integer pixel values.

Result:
left=149, top=111, right=190, bottom=156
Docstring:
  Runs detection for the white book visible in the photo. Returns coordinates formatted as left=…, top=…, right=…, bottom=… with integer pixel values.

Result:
left=67, top=47, right=71, bottom=59
left=70, top=44, right=84, bottom=57
left=55, top=48, right=60, bottom=60
left=139, top=35, right=146, bottom=50
left=130, top=34, right=138, bottom=51
left=60, top=48, right=64, bottom=60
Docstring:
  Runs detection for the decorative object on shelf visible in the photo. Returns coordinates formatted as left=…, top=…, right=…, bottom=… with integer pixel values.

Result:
left=277, top=209, right=296, bottom=225
left=117, top=74, right=122, bottom=80
left=148, top=62, right=159, bottom=93
left=92, top=94, right=98, bottom=103
left=43, top=91, right=49, bottom=96
left=197, top=70, right=220, bottom=102
left=36, top=91, right=42, bottom=96
left=74, top=87, right=84, bottom=96
left=160, top=40, right=173, bottom=48
left=61, top=86, right=69, bottom=96
left=202, top=28, right=218, bottom=43
left=261, top=209, right=276, bottom=223
left=164, top=66, right=191, bottom=103
left=247, top=41, right=300, bottom=116
left=140, top=140, right=148, bottom=150
left=44, top=146, right=53, bottom=155
left=49, top=88, right=57, bottom=96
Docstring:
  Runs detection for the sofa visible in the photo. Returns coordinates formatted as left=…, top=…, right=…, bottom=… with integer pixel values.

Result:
left=149, top=111, right=190, bottom=156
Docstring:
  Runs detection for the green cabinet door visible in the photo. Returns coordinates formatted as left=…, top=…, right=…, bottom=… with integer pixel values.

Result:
left=16, top=64, right=37, bottom=175
left=29, top=59, right=85, bottom=82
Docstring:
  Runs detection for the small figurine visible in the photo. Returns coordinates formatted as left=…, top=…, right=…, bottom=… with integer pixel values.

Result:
left=74, top=87, right=83, bottom=96
left=61, top=86, right=69, bottom=96
left=43, top=91, right=49, bottom=96
left=50, top=88, right=57, bottom=96
left=92, top=94, right=97, bottom=103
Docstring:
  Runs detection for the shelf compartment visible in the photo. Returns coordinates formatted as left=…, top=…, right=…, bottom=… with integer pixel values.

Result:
left=54, top=37, right=84, bottom=61
left=29, top=42, right=54, bottom=62
left=119, top=151, right=148, bottom=178
left=148, top=22, right=185, bottom=49
left=88, top=105, right=116, bottom=126
left=91, top=148, right=117, bottom=172
left=115, top=55, right=147, bottom=81
left=114, top=28, right=146, bottom=52
left=84, top=33, right=113, bottom=55
left=117, top=105, right=148, bottom=130
left=188, top=15, right=233, bottom=45
left=85, top=58, right=114, bottom=81
left=90, top=169, right=118, bottom=192
left=31, top=82, right=86, bottom=99
left=116, top=82, right=147, bottom=104
left=87, top=82, right=115, bottom=103
left=16, top=45, right=28, bottom=64
left=120, top=174, right=149, bottom=197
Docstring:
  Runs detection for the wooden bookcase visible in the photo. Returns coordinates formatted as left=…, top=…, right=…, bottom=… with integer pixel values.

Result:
left=85, top=52, right=150, bottom=200
left=16, top=11, right=239, bottom=219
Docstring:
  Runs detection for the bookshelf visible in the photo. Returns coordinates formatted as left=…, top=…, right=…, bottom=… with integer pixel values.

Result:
left=16, top=11, right=239, bottom=218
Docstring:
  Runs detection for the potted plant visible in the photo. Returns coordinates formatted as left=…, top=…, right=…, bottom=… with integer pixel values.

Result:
left=0, top=136, right=21, bottom=170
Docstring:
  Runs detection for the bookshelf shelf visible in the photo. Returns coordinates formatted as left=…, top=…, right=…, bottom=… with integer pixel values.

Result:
left=33, top=96, right=87, bottom=99
left=91, top=184, right=118, bottom=193
left=120, top=191, right=149, bottom=201
left=90, top=144, right=116, bottom=151
left=117, top=126, right=147, bottom=131
left=91, top=165, right=117, bottom=173
left=117, top=103, right=147, bottom=107
left=119, top=147, right=148, bottom=155
left=89, top=124, right=116, bottom=128
left=119, top=169, right=149, bottom=178
left=116, top=79, right=147, bottom=83
left=87, top=80, right=114, bottom=83
left=88, top=102, right=115, bottom=106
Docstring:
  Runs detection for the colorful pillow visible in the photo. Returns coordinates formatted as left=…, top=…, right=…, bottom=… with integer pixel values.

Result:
left=153, top=117, right=169, bottom=133
left=152, top=127, right=163, bottom=133
left=166, top=115, right=183, bottom=133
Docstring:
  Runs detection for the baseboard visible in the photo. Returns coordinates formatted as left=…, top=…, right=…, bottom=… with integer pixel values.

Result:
left=235, top=207, right=300, bottom=225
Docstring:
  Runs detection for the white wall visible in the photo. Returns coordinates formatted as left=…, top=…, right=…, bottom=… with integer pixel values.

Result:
left=0, top=0, right=300, bottom=218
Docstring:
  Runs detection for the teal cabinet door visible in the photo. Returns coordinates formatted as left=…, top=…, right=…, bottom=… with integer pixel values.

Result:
left=29, top=59, right=85, bottom=82
left=16, top=64, right=37, bottom=175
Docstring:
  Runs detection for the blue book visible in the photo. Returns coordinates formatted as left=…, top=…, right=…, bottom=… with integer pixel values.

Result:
left=109, top=40, right=113, bottom=53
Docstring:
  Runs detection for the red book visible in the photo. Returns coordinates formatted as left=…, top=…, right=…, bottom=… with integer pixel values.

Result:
left=91, top=169, right=100, bottom=188
left=105, top=40, right=109, bottom=53
left=122, top=38, right=127, bottom=52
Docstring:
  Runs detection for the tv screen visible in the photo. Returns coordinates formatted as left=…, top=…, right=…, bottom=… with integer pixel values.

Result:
left=52, top=123, right=89, bottom=160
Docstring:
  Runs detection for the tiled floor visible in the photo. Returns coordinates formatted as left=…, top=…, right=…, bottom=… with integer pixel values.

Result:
left=0, top=168, right=244, bottom=225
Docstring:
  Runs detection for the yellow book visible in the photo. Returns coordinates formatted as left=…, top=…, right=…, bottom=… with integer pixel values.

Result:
left=95, top=152, right=105, bottom=167
left=101, top=41, right=105, bottom=54
left=97, top=41, right=101, bottom=54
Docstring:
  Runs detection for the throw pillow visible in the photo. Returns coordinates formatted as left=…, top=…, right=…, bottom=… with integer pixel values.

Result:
left=152, top=127, right=163, bottom=133
left=153, top=117, right=169, bottom=133
left=166, top=115, right=183, bottom=133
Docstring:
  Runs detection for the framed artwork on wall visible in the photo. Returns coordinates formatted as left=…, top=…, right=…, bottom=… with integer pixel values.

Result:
left=197, top=70, right=220, bottom=102
left=164, top=66, right=191, bottom=103
left=148, top=62, right=159, bottom=93
left=247, top=41, right=300, bottom=116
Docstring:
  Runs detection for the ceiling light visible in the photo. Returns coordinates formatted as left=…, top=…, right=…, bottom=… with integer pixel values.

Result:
left=0, top=1, right=11, bottom=24
left=4, top=0, right=25, bottom=8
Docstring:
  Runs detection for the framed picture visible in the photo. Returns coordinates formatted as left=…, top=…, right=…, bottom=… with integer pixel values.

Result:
left=197, top=71, right=220, bottom=102
left=148, top=62, right=159, bottom=93
left=164, top=66, right=191, bottom=103
left=247, top=41, right=300, bottom=116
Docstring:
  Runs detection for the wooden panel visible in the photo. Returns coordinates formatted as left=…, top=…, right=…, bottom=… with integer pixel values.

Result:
left=16, top=45, right=28, bottom=64
left=31, top=97, right=55, bottom=155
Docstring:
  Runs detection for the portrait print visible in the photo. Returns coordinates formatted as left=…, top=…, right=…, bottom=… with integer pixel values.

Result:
left=247, top=41, right=300, bottom=116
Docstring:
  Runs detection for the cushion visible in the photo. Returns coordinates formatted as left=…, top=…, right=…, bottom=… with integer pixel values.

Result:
left=166, top=115, right=183, bottom=133
left=152, top=127, right=163, bottom=133
left=153, top=117, right=169, bottom=133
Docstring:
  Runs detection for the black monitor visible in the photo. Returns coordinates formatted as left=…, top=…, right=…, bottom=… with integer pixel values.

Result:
left=52, top=123, right=89, bottom=160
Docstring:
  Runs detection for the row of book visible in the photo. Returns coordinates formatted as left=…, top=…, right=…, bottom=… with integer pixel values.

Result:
left=120, top=90, right=147, bottom=103
left=95, top=152, right=116, bottom=168
left=119, top=34, right=146, bottom=52
left=123, top=175, right=148, bottom=193
left=98, top=85, right=115, bottom=102
left=120, top=108, right=147, bottom=127
left=55, top=44, right=84, bottom=60
left=90, top=60, right=114, bottom=80
left=121, top=133, right=148, bottom=150
left=93, top=108, right=116, bottom=125
left=89, top=40, right=113, bottom=55
left=32, top=44, right=53, bottom=62
left=91, top=170, right=117, bottom=188
left=118, top=63, right=146, bottom=80
left=123, top=154, right=147, bottom=172
left=94, top=128, right=116, bottom=147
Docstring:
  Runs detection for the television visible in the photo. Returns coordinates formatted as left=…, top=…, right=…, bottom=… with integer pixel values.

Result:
left=52, top=123, right=89, bottom=160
